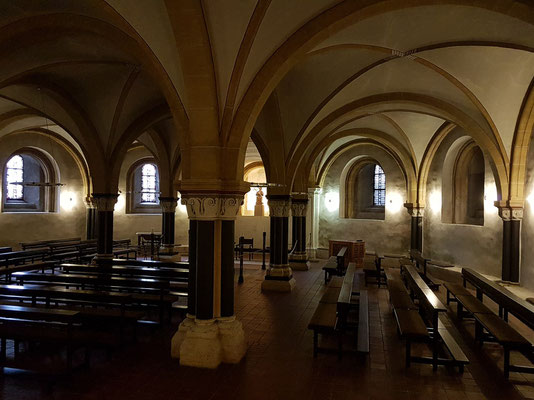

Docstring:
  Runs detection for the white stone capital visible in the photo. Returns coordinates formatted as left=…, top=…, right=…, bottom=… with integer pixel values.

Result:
left=180, top=193, right=244, bottom=220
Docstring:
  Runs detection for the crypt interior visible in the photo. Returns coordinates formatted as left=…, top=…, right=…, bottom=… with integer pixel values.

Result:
left=1, top=1, right=534, bottom=399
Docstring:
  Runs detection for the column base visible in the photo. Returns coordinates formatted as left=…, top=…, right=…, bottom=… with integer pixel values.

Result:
left=261, top=277, right=296, bottom=292
left=171, top=315, right=247, bottom=368
left=91, top=254, right=113, bottom=264
left=171, top=314, right=195, bottom=358
left=289, top=259, right=310, bottom=271
left=218, top=316, right=247, bottom=363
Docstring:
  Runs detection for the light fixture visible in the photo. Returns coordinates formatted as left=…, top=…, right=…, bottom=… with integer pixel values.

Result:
left=324, top=191, right=339, bottom=212
left=429, top=190, right=442, bottom=214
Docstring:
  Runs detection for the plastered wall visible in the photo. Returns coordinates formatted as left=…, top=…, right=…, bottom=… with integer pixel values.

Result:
left=423, top=129, right=502, bottom=277
left=520, top=138, right=534, bottom=291
left=318, top=144, right=411, bottom=256
left=0, top=133, right=86, bottom=249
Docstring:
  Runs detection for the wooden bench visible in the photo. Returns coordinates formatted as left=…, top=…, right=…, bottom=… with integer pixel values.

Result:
left=309, top=263, right=369, bottom=357
left=322, top=246, right=347, bottom=284
left=12, top=272, right=181, bottom=323
left=0, top=304, right=81, bottom=372
left=461, top=267, right=534, bottom=378
left=409, top=250, right=441, bottom=291
left=403, top=265, right=469, bottom=372
left=61, top=264, right=188, bottom=282
left=363, top=253, right=387, bottom=287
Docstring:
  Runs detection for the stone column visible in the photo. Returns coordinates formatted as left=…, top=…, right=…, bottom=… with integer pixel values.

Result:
left=498, top=206, right=522, bottom=283
left=91, top=193, right=118, bottom=262
left=289, top=195, right=309, bottom=271
left=405, top=203, right=424, bottom=252
left=159, top=197, right=178, bottom=255
left=262, top=195, right=295, bottom=291
left=84, top=196, right=96, bottom=240
left=171, top=193, right=246, bottom=368
left=308, top=187, right=321, bottom=259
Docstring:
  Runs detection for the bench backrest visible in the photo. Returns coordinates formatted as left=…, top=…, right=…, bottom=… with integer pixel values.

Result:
left=336, top=247, right=348, bottom=271
left=404, top=265, right=445, bottom=325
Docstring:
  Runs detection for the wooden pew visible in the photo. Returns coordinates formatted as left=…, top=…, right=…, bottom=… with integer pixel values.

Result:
left=409, top=250, right=441, bottom=291
left=0, top=284, right=143, bottom=343
left=460, top=268, right=534, bottom=378
left=403, top=265, right=468, bottom=372
left=109, top=258, right=189, bottom=270
left=61, top=264, right=188, bottom=282
left=0, top=304, right=81, bottom=372
left=13, top=272, right=181, bottom=323
left=309, top=263, right=369, bottom=357
left=322, top=246, right=347, bottom=284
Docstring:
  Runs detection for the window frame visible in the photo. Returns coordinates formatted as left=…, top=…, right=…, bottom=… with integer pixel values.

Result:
left=5, top=155, right=24, bottom=201
left=126, top=159, right=161, bottom=214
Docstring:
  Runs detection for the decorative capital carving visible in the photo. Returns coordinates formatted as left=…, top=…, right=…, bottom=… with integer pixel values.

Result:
left=159, top=197, right=178, bottom=213
left=404, top=203, right=424, bottom=217
left=498, top=206, right=523, bottom=221
left=91, top=193, right=118, bottom=212
left=308, top=186, right=322, bottom=195
left=291, top=198, right=308, bottom=217
left=180, top=193, right=243, bottom=220
left=267, top=196, right=291, bottom=218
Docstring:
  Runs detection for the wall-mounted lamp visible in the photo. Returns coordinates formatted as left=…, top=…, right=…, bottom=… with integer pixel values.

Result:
left=324, top=191, right=339, bottom=213
left=60, top=191, right=77, bottom=212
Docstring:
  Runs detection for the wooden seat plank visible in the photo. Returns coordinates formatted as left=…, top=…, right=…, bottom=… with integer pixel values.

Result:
left=475, top=312, right=531, bottom=347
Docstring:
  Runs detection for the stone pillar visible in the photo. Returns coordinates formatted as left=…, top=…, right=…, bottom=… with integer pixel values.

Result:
left=91, top=193, right=118, bottom=262
left=262, top=195, right=295, bottom=291
left=84, top=197, right=96, bottom=240
left=159, top=197, right=178, bottom=255
left=290, top=195, right=309, bottom=271
left=498, top=206, right=522, bottom=283
left=171, top=193, right=246, bottom=368
left=405, top=204, right=424, bottom=252
left=309, top=187, right=321, bottom=259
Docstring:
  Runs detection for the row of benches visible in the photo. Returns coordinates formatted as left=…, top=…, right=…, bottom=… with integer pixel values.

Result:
left=388, top=264, right=469, bottom=372
left=0, top=258, right=188, bottom=373
left=308, top=263, right=369, bottom=358
left=0, top=238, right=137, bottom=267
left=445, top=268, right=534, bottom=379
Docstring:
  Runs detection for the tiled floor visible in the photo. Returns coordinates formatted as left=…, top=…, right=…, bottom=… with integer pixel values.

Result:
left=1, top=259, right=533, bottom=399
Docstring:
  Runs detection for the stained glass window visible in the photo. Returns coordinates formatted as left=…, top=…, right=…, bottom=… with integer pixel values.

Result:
left=373, top=164, right=385, bottom=207
left=6, top=155, right=23, bottom=200
left=141, top=163, right=157, bottom=203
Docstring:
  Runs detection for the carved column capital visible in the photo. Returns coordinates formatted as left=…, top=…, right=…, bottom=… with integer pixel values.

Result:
left=84, top=196, right=96, bottom=209
left=267, top=195, right=291, bottom=217
left=498, top=206, right=523, bottom=221
left=91, top=193, right=118, bottom=212
left=291, top=197, right=308, bottom=217
left=159, top=197, right=178, bottom=213
left=404, top=203, right=424, bottom=217
left=180, top=193, right=244, bottom=220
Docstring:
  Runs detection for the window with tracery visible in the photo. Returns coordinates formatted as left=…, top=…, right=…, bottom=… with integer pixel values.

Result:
left=373, top=164, right=386, bottom=207
left=6, top=155, right=23, bottom=200
left=141, top=163, right=158, bottom=204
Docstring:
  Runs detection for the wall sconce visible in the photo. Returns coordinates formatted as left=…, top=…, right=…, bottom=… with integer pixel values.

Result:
left=60, top=191, right=77, bottom=212
left=324, top=191, right=339, bottom=212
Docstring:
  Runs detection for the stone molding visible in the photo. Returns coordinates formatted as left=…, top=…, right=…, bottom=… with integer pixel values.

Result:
left=84, top=196, right=95, bottom=209
left=180, top=193, right=243, bottom=220
left=91, top=193, right=118, bottom=212
left=159, top=197, right=178, bottom=213
left=267, top=198, right=291, bottom=217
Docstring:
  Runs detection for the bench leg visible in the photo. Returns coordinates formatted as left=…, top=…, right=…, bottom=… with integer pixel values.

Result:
left=406, top=340, right=411, bottom=367
left=338, top=332, right=343, bottom=360
left=313, top=331, right=318, bottom=358
left=504, top=347, right=510, bottom=380
left=457, top=303, right=463, bottom=321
